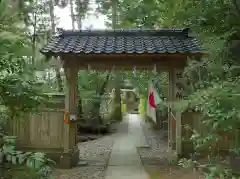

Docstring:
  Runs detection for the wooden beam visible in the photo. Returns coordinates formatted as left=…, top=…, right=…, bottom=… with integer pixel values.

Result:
left=168, top=67, right=176, bottom=151
left=176, top=111, right=182, bottom=155
left=168, top=67, right=184, bottom=156
left=63, top=66, right=78, bottom=153
left=175, top=69, right=184, bottom=155
left=60, top=55, right=187, bottom=71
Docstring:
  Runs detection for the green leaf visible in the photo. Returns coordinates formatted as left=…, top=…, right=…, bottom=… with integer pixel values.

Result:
left=26, top=159, right=34, bottom=168
left=34, top=160, right=43, bottom=169
left=11, top=155, right=17, bottom=164
left=2, top=144, right=14, bottom=153
left=6, top=154, right=11, bottom=162
left=18, top=154, right=25, bottom=164
left=47, top=158, right=56, bottom=165
left=213, top=122, right=218, bottom=129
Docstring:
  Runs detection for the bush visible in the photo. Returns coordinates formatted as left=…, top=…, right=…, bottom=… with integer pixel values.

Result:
left=0, top=136, right=55, bottom=179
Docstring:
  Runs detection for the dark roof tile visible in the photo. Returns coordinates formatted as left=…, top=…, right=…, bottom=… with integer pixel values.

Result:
left=40, top=28, right=203, bottom=55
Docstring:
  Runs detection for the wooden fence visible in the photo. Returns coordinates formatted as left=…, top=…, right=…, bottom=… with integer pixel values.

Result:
left=9, top=109, right=65, bottom=151
left=152, top=109, right=233, bottom=157
left=9, top=93, right=114, bottom=150
left=8, top=93, right=65, bottom=152
left=181, top=112, right=233, bottom=156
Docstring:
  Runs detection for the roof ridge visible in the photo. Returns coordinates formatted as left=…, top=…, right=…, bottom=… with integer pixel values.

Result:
left=56, top=28, right=191, bottom=37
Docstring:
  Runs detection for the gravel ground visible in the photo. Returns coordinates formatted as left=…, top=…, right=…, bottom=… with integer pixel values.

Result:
left=53, top=122, right=128, bottom=179
left=138, top=119, right=168, bottom=164
left=138, top=120, right=184, bottom=178
left=78, top=135, right=114, bottom=166
left=55, top=166, right=107, bottom=179
left=138, top=120, right=204, bottom=179
left=54, top=134, right=115, bottom=179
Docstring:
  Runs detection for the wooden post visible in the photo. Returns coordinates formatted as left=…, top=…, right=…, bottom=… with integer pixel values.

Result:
left=175, top=70, right=183, bottom=156
left=63, top=66, right=78, bottom=153
left=112, top=0, right=117, bottom=30
left=155, top=67, right=161, bottom=129
left=168, top=67, right=183, bottom=156
left=168, top=67, right=176, bottom=151
left=176, top=111, right=182, bottom=155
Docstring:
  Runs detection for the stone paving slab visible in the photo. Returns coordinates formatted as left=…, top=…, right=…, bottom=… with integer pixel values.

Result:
left=108, top=134, right=142, bottom=166
left=128, top=114, right=149, bottom=148
left=105, top=115, right=149, bottom=179
left=105, top=166, right=149, bottom=179
left=108, top=147, right=142, bottom=166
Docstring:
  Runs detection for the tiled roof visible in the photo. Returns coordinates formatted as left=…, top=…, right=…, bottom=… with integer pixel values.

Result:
left=40, top=28, right=203, bottom=55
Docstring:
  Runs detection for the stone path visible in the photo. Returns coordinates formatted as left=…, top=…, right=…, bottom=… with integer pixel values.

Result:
left=105, top=114, right=149, bottom=179
left=54, top=114, right=168, bottom=179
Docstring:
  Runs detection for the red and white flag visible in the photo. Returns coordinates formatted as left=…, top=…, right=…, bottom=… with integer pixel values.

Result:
left=148, top=84, right=161, bottom=108
left=147, top=83, right=161, bottom=123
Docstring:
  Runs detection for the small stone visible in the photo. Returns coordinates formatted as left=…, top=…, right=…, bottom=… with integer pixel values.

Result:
left=77, top=160, right=88, bottom=166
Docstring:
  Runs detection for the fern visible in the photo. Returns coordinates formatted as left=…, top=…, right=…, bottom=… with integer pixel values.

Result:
left=1, top=136, right=55, bottom=179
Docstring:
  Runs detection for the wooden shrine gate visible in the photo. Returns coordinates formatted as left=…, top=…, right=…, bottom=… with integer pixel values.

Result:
left=40, top=28, right=204, bottom=168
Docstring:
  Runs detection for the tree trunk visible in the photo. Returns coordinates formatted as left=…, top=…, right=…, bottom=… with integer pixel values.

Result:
left=112, top=71, right=122, bottom=121
left=76, top=0, right=82, bottom=30
left=49, top=0, right=63, bottom=92
left=69, top=0, right=75, bottom=30
left=112, top=0, right=122, bottom=121
left=90, top=73, right=111, bottom=124
left=98, top=73, right=110, bottom=96
left=32, top=9, right=37, bottom=66
left=112, top=0, right=117, bottom=30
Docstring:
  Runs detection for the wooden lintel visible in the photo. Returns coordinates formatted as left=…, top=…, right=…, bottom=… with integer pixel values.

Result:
left=60, top=53, right=197, bottom=61
left=60, top=54, right=187, bottom=71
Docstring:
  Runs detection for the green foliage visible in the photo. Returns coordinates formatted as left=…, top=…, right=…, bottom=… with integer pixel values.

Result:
left=0, top=5, right=31, bottom=74
left=0, top=2, right=47, bottom=120
left=157, top=101, right=168, bottom=115
left=78, top=70, right=112, bottom=93
left=163, top=0, right=240, bottom=177
left=121, top=70, right=155, bottom=97
left=0, top=74, right=46, bottom=116
left=0, top=1, right=55, bottom=178
left=0, top=0, right=46, bottom=118
left=75, top=0, right=90, bottom=23
left=1, top=136, right=55, bottom=179
left=78, top=70, right=113, bottom=123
